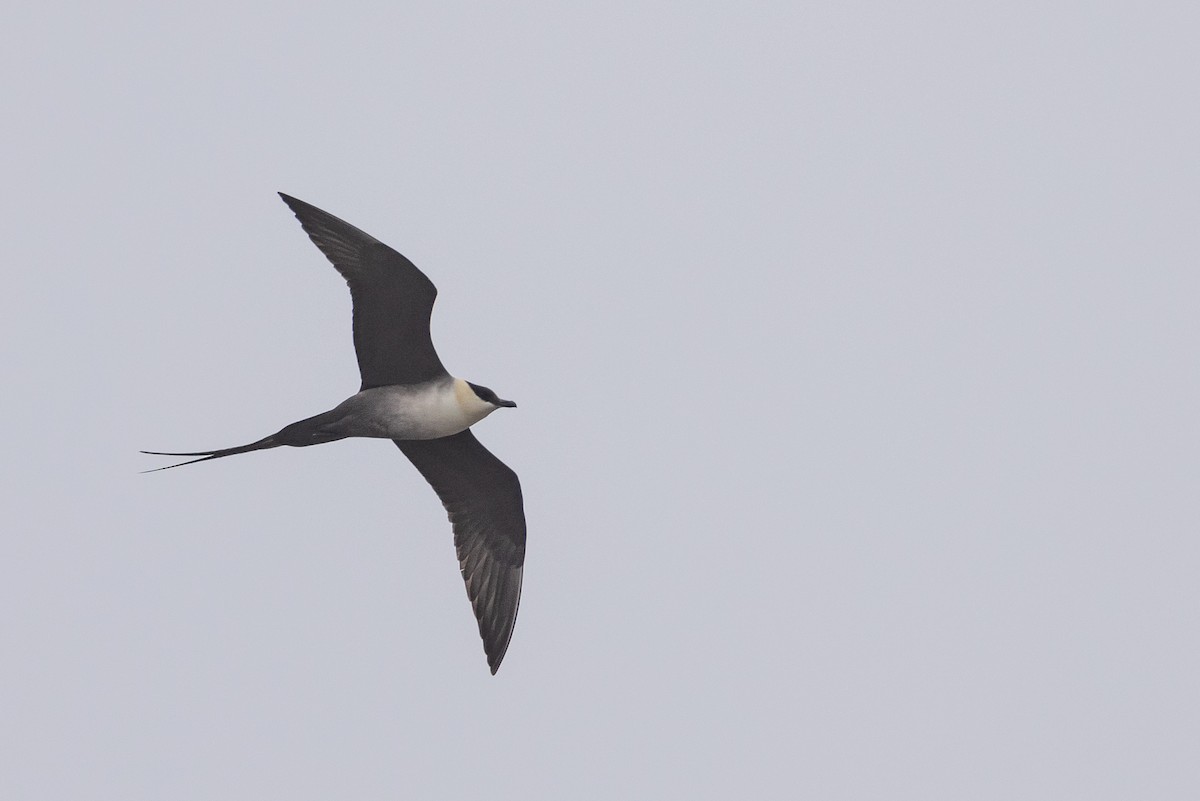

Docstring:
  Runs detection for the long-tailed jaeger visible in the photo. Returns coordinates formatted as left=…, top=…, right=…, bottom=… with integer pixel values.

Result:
left=145, top=193, right=525, bottom=674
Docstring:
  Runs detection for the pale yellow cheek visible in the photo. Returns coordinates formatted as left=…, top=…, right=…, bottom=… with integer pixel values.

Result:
left=452, top=378, right=471, bottom=409
left=452, top=377, right=488, bottom=419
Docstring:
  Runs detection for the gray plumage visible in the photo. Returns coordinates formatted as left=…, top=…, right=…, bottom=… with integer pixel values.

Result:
left=145, top=193, right=526, bottom=674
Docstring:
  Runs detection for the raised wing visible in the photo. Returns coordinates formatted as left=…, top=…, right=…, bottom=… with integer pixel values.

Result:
left=395, top=431, right=525, bottom=674
left=279, top=193, right=446, bottom=388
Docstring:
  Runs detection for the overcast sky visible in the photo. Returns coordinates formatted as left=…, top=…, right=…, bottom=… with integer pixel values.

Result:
left=3, top=3, right=1198, bottom=799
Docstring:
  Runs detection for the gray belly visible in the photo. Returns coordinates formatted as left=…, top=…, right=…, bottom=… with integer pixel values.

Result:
left=322, top=384, right=471, bottom=441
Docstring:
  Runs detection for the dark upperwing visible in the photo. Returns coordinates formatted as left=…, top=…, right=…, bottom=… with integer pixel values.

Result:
left=395, top=431, right=526, bottom=673
left=279, top=193, right=447, bottom=389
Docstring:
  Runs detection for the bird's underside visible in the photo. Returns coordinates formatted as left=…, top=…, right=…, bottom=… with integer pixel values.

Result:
left=144, top=193, right=526, bottom=674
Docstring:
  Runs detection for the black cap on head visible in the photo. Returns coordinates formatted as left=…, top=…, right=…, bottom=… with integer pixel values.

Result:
left=467, top=382, right=517, bottom=408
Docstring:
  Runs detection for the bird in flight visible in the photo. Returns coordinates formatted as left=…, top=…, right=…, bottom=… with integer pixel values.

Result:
left=145, top=193, right=525, bottom=674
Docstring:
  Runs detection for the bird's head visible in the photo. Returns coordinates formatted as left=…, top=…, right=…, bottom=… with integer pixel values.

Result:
left=466, top=381, right=517, bottom=410
left=454, top=379, right=517, bottom=424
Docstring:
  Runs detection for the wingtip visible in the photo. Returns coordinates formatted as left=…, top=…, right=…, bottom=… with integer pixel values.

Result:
left=486, top=639, right=512, bottom=674
left=278, top=192, right=325, bottom=223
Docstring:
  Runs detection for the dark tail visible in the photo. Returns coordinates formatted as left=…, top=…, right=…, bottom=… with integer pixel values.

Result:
left=140, top=435, right=283, bottom=472
left=142, top=410, right=351, bottom=473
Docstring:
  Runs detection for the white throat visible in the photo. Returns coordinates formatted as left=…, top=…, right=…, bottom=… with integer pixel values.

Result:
left=451, top=377, right=499, bottom=425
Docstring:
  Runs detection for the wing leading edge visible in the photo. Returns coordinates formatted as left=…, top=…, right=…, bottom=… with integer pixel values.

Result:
left=395, top=431, right=526, bottom=673
left=279, top=193, right=447, bottom=388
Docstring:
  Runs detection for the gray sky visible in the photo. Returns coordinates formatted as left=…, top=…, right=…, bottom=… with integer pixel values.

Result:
left=3, top=3, right=1198, bottom=799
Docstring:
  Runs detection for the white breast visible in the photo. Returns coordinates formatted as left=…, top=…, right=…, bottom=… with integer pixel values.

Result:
left=326, top=378, right=496, bottom=440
